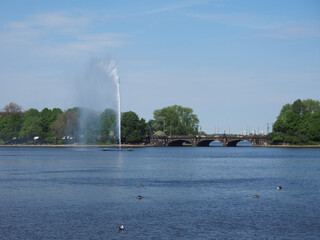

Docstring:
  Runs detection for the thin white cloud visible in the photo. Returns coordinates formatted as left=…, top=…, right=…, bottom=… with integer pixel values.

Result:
left=0, top=11, right=125, bottom=58
left=42, top=33, right=125, bottom=57
left=141, top=0, right=215, bottom=15
left=7, top=12, right=90, bottom=34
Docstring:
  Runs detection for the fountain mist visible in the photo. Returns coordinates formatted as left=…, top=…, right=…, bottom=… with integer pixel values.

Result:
left=77, top=58, right=121, bottom=146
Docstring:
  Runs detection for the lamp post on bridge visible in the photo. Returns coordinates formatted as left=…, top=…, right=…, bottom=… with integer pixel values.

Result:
left=147, top=123, right=152, bottom=136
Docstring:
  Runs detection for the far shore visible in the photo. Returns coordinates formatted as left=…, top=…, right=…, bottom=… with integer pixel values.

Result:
left=0, top=144, right=319, bottom=148
left=0, top=144, right=147, bottom=148
left=254, top=144, right=320, bottom=148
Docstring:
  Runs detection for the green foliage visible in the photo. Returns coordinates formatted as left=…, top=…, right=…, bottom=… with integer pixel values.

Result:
left=0, top=113, right=22, bottom=143
left=121, top=111, right=147, bottom=143
left=0, top=103, right=121, bottom=145
left=0, top=103, right=202, bottom=145
left=38, top=108, right=62, bottom=143
left=40, top=108, right=62, bottom=141
left=19, top=109, right=42, bottom=143
left=53, top=109, right=79, bottom=142
left=153, top=130, right=165, bottom=136
left=152, top=105, right=199, bottom=135
left=75, top=108, right=117, bottom=144
left=271, top=99, right=320, bottom=145
left=99, top=109, right=117, bottom=143
left=77, top=108, right=100, bottom=144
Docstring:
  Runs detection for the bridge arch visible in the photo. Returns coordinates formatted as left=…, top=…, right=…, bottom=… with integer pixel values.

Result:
left=227, top=140, right=253, bottom=147
left=197, top=140, right=223, bottom=147
left=168, top=140, right=193, bottom=146
left=236, top=140, right=253, bottom=147
left=210, top=141, right=223, bottom=147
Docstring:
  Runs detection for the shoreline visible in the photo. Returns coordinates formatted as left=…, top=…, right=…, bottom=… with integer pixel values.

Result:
left=0, top=144, right=319, bottom=148
left=0, top=144, right=147, bottom=148
left=254, top=145, right=320, bottom=148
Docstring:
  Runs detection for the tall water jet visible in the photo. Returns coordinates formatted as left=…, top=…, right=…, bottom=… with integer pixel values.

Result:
left=77, top=58, right=121, bottom=147
left=107, top=60, right=121, bottom=148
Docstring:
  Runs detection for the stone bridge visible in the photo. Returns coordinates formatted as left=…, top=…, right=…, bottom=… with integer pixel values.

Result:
left=149, top=135, right=269, bottom=147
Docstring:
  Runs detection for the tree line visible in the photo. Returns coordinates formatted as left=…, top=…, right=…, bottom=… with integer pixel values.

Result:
left=0, top=103, right=200, bottom=145
left=269, top=99, right=320, bottom=145
left=3, top=99, right=317, bottom=145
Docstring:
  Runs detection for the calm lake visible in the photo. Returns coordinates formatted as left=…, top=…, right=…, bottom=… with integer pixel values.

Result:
left=0, top=146, right=319, bottom=239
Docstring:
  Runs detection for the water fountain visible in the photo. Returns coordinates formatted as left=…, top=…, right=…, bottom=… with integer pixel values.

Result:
left=78, top=58, right=122, bottom=148
left=107, top=60, right=121, bottom=149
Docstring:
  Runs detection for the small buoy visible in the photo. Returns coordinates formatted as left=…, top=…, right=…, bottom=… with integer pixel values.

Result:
left=277, top=186, right=282, bottom=190
left=253, top=194, right=260, bottom=198
left=140, top=184, right=144, bottom=187
left=137, top=195, right=142, bottom=199
left=119, top=225, right=124, bottom=231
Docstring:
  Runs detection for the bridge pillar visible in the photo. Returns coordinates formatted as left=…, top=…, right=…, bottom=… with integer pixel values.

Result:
left=150, top=137, right=167, bottom=146
left=222, top=138, right=227, bottom=147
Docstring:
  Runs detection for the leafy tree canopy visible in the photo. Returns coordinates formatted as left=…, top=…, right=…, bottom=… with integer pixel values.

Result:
left=40, top=108, right=62, bottom=143
left=0, top=113, right=22, bottom=143
left=271, top=99, right=320, bottom=144
left=151, top=105, right=199, bottom=135
left=75, top=108, right=117, bottom=144
left=54, top=109, right=79, bottom=140
left=99, top=109, right=117, bottom=142
left=121, top=111, right=147, bottom=143
left=19, top=109, right=41, bottom=142
left=0, top=103, right=203, bottom=145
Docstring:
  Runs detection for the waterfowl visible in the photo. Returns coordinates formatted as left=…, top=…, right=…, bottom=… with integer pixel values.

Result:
left=140, top=184, right=144, bottom=187
left=277, top=186, right=282, bottom=190
left=253, top=194, right=260, bottom=198
left=137, top=195, right=142, bottom=199
left=119, top=225, right=124, bottom=231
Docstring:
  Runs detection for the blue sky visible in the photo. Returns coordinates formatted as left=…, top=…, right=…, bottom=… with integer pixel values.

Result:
left=1, top=0, right=319, bottom=133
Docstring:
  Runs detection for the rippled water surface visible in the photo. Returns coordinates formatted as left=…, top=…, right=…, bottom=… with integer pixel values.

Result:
left=0, top=147, right=319, bottom=239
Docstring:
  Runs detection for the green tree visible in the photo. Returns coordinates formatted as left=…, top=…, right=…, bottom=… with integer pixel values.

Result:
left=152, top=105, right=199, bottom=135
left=19, top=109, right=42, bottom=143
left=0, top=113, right=22, bottom=143
left=121, top=111, right=147, bottom=142
left=74, top=108, right=99, bottom=144
left=72, top=108, right=117, bottom=144
left=292, top=99, right=305, bottom=115
left=53, top=109, right=79, bottom=142
left=99, top=109, right=117, bottom=143
left=147, top=119, right=155, bottom=135
left=40, top=108, right=62, bottom=143
left=302, top=99, right=320, bottom=114
left=271, top=99, right=320, bottom=144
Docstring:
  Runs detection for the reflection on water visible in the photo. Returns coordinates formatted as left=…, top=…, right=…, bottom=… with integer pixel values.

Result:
left=0, top=147, right=319, bottom=239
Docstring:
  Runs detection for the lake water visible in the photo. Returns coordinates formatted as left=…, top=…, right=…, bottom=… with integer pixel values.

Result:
left=0, top=147, right=319, bottom=239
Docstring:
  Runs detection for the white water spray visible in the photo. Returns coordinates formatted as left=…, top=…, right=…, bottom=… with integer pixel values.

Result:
left=107, top=60, right=121, bottom=148
left=78, top=58, right=121, bottom=147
